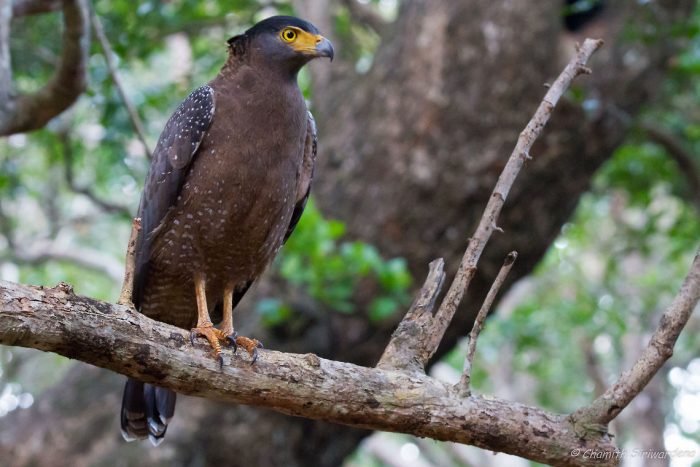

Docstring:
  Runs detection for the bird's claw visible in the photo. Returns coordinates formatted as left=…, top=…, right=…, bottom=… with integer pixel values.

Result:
left=234, top=335, right=263, bottom=365
left=250, top=340, right=264, bottom=366
left=189, top=324, right=226, bottom=364
left=225, top=331, right=239, bottom=353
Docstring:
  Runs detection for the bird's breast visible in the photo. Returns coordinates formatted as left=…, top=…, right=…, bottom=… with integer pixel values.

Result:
left=155, top=87, right=307, bottom=284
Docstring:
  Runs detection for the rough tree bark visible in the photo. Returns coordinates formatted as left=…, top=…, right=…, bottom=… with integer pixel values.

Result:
left=0, top=0, right=695, bottom=466
left=0, top=219, right=697, bottom=466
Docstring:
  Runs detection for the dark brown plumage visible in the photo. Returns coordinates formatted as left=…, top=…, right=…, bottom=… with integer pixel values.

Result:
left=120, top=16, right=333, bottom=444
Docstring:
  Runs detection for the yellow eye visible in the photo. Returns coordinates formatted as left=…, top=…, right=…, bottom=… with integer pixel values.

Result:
left=281, top=28, right=297, bottom=43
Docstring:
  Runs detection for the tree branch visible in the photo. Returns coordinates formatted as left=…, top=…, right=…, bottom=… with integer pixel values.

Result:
left=0, top=35, right=696, bottom=466
left=117, top=217, right=139, bottom=306
left=380, top=39, right=604, bottom=371
left=0, top=0, right=90, bottom=136
left=89, top=7, right=153, bottom=160
left=0, top=279, right=616, bottom=467
left=571, top=249, right=700, bottom=426
left=377, top=258, right=445, bottom=371
left=459, top=251, right=517, bottom=396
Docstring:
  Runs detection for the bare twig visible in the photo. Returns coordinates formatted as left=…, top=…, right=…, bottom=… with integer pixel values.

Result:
left=641, top=122, right=700, bottom=211
left=0, top=279, right=617, bottom=467
left=60, top=132, right=132, bottom=216
left=0, top=0, right=90, bottom=136
left=89, top=7, right=152, bottom=159
left=381, top=39, right=604, bottom=371
left=117, top=217, right=140, bottom=306
left=377, top=258, right=445, bottom=371
left=459, top=251, right=517, bottom=396
left=571, top=248, right=700, bottom=426
left=421, top=39, right=602, bottom=365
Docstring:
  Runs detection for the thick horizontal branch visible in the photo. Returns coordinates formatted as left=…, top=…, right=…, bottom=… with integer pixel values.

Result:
left=0, top=279, right=616, bottom=467
left=0, top=0, right=89, bottom=136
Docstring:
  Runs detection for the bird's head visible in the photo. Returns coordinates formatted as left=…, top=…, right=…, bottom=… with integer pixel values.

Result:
left=228, top=16, right=334, bottom=76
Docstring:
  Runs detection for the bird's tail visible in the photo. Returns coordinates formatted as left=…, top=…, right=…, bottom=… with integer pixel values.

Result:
left=120, top=378, right=176, bottom=446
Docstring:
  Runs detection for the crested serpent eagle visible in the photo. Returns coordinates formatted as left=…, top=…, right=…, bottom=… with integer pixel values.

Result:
left=120, top=15, right=334, bottom=444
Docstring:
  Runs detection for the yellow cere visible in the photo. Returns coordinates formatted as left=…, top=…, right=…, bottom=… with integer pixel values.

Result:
left=280, top=27, right=325, bottom=54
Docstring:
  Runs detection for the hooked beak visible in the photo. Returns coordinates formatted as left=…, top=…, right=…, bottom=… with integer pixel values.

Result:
left=313, top=36, right=334, bottom=61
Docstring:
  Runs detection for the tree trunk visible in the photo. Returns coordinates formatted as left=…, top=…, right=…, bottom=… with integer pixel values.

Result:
left=0, top=0, right=693, bottom=465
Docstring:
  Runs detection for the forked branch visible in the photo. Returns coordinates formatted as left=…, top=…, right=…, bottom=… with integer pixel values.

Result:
left=380, top=39, right=604, bottom=372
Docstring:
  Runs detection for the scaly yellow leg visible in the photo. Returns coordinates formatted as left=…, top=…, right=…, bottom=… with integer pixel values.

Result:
left=220, top=283, right=234, bottom=337
left=221, top=282, right=263, bottom=365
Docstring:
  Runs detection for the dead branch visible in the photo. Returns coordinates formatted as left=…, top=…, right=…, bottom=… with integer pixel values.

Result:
left=0, top=0, right=90, bottom=136
left=571, top=250, right=700, bottom=426
left=0, top=279, right=616, bottom=467
left=117, top=217, right=140, bottom=306
left=459, top=251, right=517, bottom=396
left=89, top=7, right=152, bottom=160
left=380, top=39, right=604, bottom=371
left=377, top=258, right=445, bottom=371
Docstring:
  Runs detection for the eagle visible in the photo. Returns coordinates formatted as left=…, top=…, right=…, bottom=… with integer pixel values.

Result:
left=120, top=16, right=333, bottom=444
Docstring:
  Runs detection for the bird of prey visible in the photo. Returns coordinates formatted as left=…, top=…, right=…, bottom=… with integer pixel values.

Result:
left=120, top=15, right=333, bottom=445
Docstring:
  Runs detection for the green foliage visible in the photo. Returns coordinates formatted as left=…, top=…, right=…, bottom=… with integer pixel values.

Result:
left=264, top=200, right=412, bottom=323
